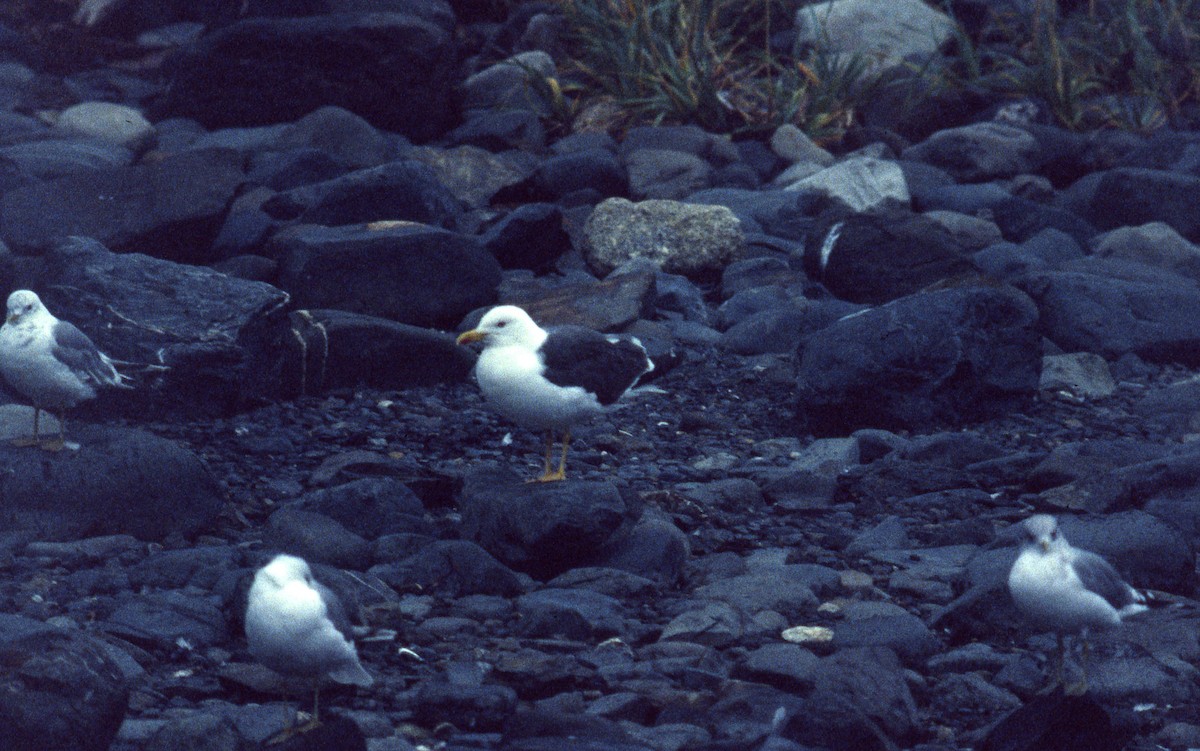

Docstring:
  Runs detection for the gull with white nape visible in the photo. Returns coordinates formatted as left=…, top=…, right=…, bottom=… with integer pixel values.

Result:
left=0, top=289, right=131, bottom=450
left=1007, top=514, right=1148, bottom=695
left=456, top=304, right=654, bottom=482
left=245, top=554, right=373, bottom=742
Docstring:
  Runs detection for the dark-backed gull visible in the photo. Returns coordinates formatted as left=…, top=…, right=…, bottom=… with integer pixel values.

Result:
left=245, top=554, right=373, bottom=738
left=456, top=305, right=653, bottom=482
left=0, top=289, right=130, bottom=450
left=1007, top=514, right=1147, bottom=695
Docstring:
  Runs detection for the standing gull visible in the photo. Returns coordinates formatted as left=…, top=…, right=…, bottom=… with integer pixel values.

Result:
left=456, top=305, right=654, bottom=482
left=0, top=289, right=130, bottom=450
left=245, top=554, right=373, bottom=739
left=1007, top=514, right=1147, bottom=695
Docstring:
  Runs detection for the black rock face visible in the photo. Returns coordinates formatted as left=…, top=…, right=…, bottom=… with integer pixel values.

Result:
left=153, top=13, right=457, bottom=140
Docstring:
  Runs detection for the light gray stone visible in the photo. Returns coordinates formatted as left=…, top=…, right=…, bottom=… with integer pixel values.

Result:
left=784, top=156, right=909, bottom=212
left=583, top=197, right=745, bottom=278
left=795, top=0, right=957, bottom=73
left=1040, top=352, right=1117, bottom=399
left=54, top=102, right=153, bottom=149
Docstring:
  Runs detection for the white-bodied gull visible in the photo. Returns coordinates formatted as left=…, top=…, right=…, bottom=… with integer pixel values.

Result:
left=0, top=290, right=131, bottom=450
left=245, top=554, right=373, bottom=738
left=1007, top=514, right=1147, bottom=695
left=456, top=305, right=654, bottom=482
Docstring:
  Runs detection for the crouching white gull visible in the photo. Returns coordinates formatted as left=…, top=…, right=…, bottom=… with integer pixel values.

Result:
left=0, top=289, right=131, bottom=450
left=456, top=304, right=654, bottom=482
left=1007, top=514, right=1148, bottom=695
left=245, top=554, right=373, bottom=740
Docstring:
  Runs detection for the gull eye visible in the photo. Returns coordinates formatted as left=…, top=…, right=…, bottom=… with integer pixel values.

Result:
left=496, top=320, right=507, bottom=328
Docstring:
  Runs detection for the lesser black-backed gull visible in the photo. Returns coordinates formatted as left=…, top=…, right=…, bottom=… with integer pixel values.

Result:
left=0, top=290, right=131, bottom=450
left=456, top=305, right=654, bottom=482
left=245, top=554, right=373, bottom=738
left=1007, top=514, right=1147, bottom=695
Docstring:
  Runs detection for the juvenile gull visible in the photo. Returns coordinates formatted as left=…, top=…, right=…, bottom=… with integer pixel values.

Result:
left=456, top=305, right=654, bottom=482
left=0, top=289, right=130, bottom=450
left=1007, top=514, right=1147, bottom=695
left=245, top=554, right=373, bottom=738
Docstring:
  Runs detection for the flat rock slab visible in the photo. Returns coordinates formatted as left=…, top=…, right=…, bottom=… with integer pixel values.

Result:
left=0, top=147, right=245, bottom=262
left=0, top=424, right=224, bottom=542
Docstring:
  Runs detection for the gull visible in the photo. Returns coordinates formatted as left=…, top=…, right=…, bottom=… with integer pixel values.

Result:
left=245, top=554, right=373, bottom=740
left=0, top=290, right=131, bottom=450
left=1007, top=514, right=1147, bottom=695
left=456, top=305, right=654, bottom=482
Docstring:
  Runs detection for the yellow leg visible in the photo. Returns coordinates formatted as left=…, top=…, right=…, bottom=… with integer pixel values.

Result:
left=12, top=407, right=41, bottom=447
left=542, top=431, right=555, bottom=476
left=298, top=685, right=321, bottom=731
left=267, top=685, right=321, bottom=745
left=537, top=430, right=569, bottom=482
left=1065, top=637, right=1091, bottom=696
left=40, top=411, right=66, bottom=452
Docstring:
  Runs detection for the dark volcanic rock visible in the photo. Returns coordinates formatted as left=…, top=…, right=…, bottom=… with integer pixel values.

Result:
left=154, top=13, right=457, bottom=140
left=103, top=590, right=228, bottom=649
left=979, top=692, right=1129, bottom=751
left=0, top=425, right=223, bottom=542
left=1081, top=167, right=1200, bottom=241
left=34, top=237, right=291, bottom=415
left=1016, top=258, right=1200, bottom=363
left=459, top=467, right=637, bottom=580
left=369, top=539, right=524, bottom=597
left=262, top=160, right=464, bottom=229
left=258, top=308, right=475, bottom=397
left=796, top=284, right=1041, bottom=436
left=806, top=210, right=979, bottom=305
left=0, top=616, right=128, bottom=751
left=482, top=203, right=569, bottom=271
left=273, top=223, right=501, bottom=327
left=785, top=648, right=920, bottom=751
left=0, top=148, right=245, bottom=262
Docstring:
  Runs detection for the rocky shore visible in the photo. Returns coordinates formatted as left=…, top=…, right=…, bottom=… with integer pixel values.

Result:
left=0, top=1, right=1198, bottom=750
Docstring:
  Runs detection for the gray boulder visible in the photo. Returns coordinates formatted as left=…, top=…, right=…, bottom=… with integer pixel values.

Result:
left=805, top=211, right=978, bottom=305
left=796, top=285, right=1041, bottom=435
left=273, top=223, right=500, bottom=327
left=369, top=539, right=524, bottom=597
left=34, top=237, right=290, bottom=414
left=0, top=425, right=224, bottom=541
left=1017, top=258, right=1200, bottom=363
left=258, top=308, right=474, bottom=397
left=0, top=148, right=244, bottom=262
left=583, top=197, right=745, bottom=278
left=0, top=615, right=128, bottom=751
left=458, top=467, right=638, bottom=580
left=1080, top=168, right=1200, bottom=241
left=262, top=159, right=463, bottom=228
left=902, top=122, right=1041, bottom=182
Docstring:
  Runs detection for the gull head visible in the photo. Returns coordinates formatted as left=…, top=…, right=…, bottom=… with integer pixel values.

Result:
left=1021, top=514, right=1061, bottom=553
left=256, top=553, right=315, bottom=591
left=5, top=290, right=48, bottom=326
left=456, top=305, right=545, bottom=350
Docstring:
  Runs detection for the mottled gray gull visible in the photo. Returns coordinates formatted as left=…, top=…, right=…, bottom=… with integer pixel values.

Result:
left=456, top=304, right=654, bottom=482
left=245, top=554, right=373, bottom=739
left=1007, top=514, right=1147, bottom=695
left=0, top=289, right=130, bottom=450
